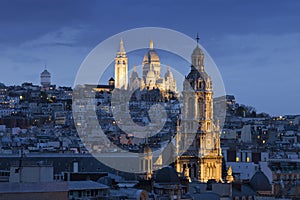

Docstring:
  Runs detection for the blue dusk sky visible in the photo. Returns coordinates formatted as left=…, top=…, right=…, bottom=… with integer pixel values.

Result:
left=0, top=0, right=300, bottom=116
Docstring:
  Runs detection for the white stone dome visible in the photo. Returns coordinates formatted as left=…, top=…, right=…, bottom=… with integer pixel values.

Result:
left=146, top=69, right=155, bottom=79
left=41, top=69, right=50, bottom=76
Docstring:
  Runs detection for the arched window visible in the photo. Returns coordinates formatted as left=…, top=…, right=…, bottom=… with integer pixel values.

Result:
left=117, top=60, right=120, bottom=65
left=198, top=98, right=204, bottom=119
left=207, top=122, right=211, bottom=130
left=193, top=164, right=197, bottom=178
left=123, top=61, right=126, bottom=65
left=198, top=80, right=202, bottom=89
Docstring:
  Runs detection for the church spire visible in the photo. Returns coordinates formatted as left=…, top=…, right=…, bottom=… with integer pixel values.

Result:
left=118, top=38, right=126, bottom=53
left=115, top=38, right=128, bottom=89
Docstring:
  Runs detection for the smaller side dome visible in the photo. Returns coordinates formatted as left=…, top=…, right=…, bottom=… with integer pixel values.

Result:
left=155, top=166, right=180, bottom=183
left=131, top=71, right=139, bottom=80
left=192, top=45, right=204, bottom=56
left=164, top=66, right=173, bottom=79
left=130, top=65, right=139, bottom=80
left=108, top=77, right=115, bottom=86
left=250, top=170, right=272, bottom=191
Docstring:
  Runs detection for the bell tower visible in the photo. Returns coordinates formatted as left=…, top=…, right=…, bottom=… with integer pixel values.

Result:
left=115, top=39, right=128, bottom=89
left=176, top=34, right=223, bottom=182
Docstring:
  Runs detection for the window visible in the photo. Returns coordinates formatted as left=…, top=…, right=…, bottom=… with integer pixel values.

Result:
left=145, top=160, right=148, bottom=171
left=198, top=81, right=202, bottom=88
left=141, top=160, right=144, bottom=171
left=188, top=98, right=194, bottom=118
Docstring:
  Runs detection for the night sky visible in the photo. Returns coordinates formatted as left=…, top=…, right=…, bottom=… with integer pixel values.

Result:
left=0, top=0, right=300, bottom=116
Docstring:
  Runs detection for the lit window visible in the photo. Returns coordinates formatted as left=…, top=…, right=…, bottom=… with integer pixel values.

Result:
left=236, top=157, right=239, bottom=162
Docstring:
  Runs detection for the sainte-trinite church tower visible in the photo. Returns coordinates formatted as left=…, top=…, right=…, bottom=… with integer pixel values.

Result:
left=175, top=36, right=223, bottom=182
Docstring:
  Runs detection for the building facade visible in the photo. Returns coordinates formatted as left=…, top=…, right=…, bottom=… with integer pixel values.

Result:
left=40, top=69, right=51, bottom=91
left=113, top=38, right=222, bottom=182
left=175, top=39, right=223, bottom=182
left=114, top=39, right=177, bottom=92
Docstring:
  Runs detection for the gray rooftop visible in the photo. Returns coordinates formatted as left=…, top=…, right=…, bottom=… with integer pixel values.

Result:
left=0, top=181, right=109, bottom=193
left=67, top=181, right=109, bottom=190
left=0, top=182, right=67, bottom=193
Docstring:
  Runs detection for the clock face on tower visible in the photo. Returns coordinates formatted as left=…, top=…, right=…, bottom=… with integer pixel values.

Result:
left=206, top=138, right=212, bottom=149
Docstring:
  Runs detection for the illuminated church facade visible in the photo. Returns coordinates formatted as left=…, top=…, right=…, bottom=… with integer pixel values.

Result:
left=175, top=37, right=223, bottom=182
left=114, top=39, right=177, bottom=92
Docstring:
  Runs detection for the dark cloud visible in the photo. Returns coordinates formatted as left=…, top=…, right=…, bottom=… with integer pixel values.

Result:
left=0, top=0, right=300, bottom=115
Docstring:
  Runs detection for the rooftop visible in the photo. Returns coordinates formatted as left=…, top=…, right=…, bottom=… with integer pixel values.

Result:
left=67, top=180, right=109, bottom=191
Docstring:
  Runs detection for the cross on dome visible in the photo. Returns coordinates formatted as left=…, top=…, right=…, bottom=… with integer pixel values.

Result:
left=196, top=33, right=200, bottom=44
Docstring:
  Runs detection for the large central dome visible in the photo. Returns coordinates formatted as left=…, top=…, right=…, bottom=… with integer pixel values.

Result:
left=142, top=40, right=160, bottom=64
left=41, top=69, right=50, bottom=76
